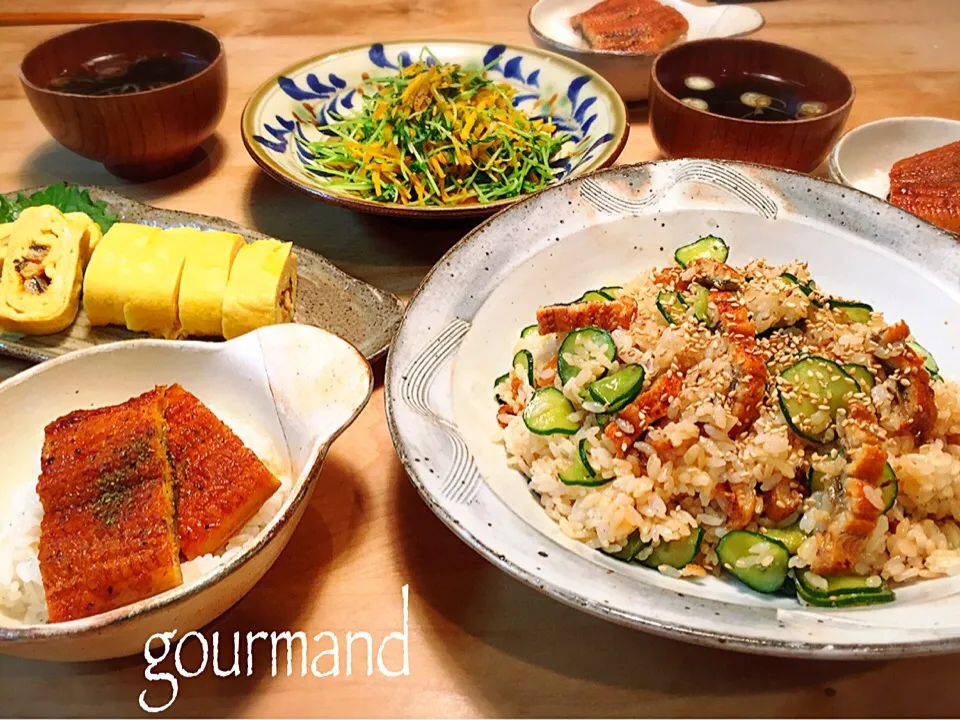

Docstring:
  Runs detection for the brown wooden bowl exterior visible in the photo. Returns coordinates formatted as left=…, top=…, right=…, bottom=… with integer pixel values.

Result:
left=649, top=38, right=854, bottom=173
left=19, top=20, right=226, bottom=179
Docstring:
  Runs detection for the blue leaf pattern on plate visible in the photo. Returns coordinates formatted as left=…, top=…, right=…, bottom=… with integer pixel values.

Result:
left=306, top=73, right=335, bottom=96
left=573, top=96, right=597, bottom=124
left=254, top=43, right=617, bottom=188
left=368, top=43, right=397, bottom=70
left=503, top=56, right=524, bottom=82
left=567, top=75, right=591, bottom=111
left=482, top=44, right=506, bottom=69
left=278, top=76, right=325, bottom=101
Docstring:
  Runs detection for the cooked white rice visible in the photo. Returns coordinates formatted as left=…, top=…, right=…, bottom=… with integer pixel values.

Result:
left=496, top=256, right=960, bottom=589
left=0, top=442, right=291, bottom=625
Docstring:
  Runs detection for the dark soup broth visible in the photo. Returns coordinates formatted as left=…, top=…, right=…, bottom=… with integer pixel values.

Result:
left=663, top=71, right=835, bottom=121
left=47, top=52, right=210, bottom=96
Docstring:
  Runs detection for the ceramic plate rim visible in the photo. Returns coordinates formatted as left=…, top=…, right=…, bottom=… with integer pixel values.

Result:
left=0, top=328, right=374, bottom=644
left=240, top=38, right=630, bottom=219
left=385, top=158, right=960, bottom=659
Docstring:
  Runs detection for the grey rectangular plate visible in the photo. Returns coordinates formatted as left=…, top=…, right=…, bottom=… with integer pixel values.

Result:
left=0, top=186, right=403, bottom=363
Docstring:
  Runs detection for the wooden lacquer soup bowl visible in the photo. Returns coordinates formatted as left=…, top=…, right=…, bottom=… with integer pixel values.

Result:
left=20, top=20, right=226, bottom=180
left=649, top=39, right=854, bottom=173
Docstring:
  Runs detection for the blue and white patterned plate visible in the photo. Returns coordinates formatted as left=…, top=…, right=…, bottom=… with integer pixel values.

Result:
left=241, top=40, right=629, bottom=218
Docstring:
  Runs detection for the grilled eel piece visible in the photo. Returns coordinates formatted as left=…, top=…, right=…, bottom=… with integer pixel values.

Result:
left=537, top=295, right=637, bottom=334
left=37, top=387, right=181, bottom=623
left=164, top=384, right=281, bottom=560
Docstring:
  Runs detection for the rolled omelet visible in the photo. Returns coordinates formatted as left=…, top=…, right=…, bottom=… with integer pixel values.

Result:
left=221, top=240, right=297, bottom=340
left=120, top=227, right=194, bottom=339
left=0, top=222, right=14, bottom=270
left=83, top=223, right=161, bottom=327
left=64, top=212, right=103, bottom=261
left=178, top=231, right=243, bottom=337
left=0, top=206, right=89, bottom=335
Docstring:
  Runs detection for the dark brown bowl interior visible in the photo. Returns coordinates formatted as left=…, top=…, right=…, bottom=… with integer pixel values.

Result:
left=20, top=20, right=221, bottom=91
left=19, top=20, right=226, bottom=180
left=649, top=39, right=854, bottom=173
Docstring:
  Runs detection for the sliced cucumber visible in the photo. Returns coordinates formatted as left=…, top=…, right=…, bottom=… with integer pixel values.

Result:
left=796, top=571, right=895, bottom=607
left=674, top=235, right=729, bottom=268
left=828, top=300, right=873, bottom=324
left=494, top=372, right=510, bottom=405
left=578, top=290, right=615, bottom=303
left=777, top=356, right=861, bottom=443
left=587, top=364, right=645, bottom=413
left=642, top=526, right=704, bottom=569
left=683, top=284, right=711, bottom=325
left=656, top=290, right=686, bottom=326
left=880, top=462, right=898, bottom=512
left=600, top=286, right=623, bottom=299
left=780, top=272, right=810, bottom=293
left=520, top=324, right=539, bottom=338
left=842, top=363, right=875, bottom=392
left=780, top=273, right=823, bottom=307
left=557, top=327, right=617, bottom=386
left=559, top=438, right=608, bottom=486
left=907, top=340, right=940, bottom=379
left=513, top=350, right=534, bottom=386
left=522, top=387, right=580, bottom=436
left=595, top=411, right=614, bottom=427
left=760, top=524, right=806, bottom=554
left=809, top=457, right=896, bottom=511
left=606, top=530, right=648, bottom=562
left=807, top=465, right=831, bottom=493
left=796, top=583, right=895, bottom=608
left=717, top=530, right=790, bottom=594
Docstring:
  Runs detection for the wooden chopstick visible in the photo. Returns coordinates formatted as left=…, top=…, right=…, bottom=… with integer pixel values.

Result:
left=0, top=12, right=205, bottom=26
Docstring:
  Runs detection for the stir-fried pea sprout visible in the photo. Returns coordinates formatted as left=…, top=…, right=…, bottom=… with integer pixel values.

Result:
left=296, top=49, right=571, bottom=206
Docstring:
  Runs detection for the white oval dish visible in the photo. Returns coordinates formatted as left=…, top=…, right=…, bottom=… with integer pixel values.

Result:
left=528, top=0, right=764, bottom=102
left=386, top=159, right=960, bottom=658
left=0, top=323, right=372, bottom=661
left=828, top=116, right=960, bottom=199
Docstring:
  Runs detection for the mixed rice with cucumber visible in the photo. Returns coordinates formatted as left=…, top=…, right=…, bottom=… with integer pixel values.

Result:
left=493, top=235, right=960, bottom=608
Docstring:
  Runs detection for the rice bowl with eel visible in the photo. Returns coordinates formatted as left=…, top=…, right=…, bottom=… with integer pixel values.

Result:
left=493, top=235, right=960, bottom=607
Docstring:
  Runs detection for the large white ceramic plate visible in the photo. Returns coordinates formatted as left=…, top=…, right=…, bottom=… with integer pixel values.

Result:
left=242, top=40, right=628, bottom=219
left=0, top=324, right=372, bottom=661
left=386, top=159, right=960, bottom=658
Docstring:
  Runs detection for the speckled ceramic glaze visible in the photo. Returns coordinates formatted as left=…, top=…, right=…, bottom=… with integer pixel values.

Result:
left=0, top=186, right=403, bottom=363
left=528, top=0, right=764, bottom=102
left=0, top=323, right=372, bottom=660
left=386, top=159, right=960, bottom=658
left=241, top=40, right=628, bottom=219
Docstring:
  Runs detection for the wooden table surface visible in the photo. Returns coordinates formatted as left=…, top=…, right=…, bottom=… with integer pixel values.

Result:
left=2, top=0, right=960, bottom=716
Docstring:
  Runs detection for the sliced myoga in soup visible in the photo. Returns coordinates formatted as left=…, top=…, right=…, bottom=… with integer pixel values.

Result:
left=30, top=385, right=282, bottom=623
left=494, top=235, right=960, bottom=608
